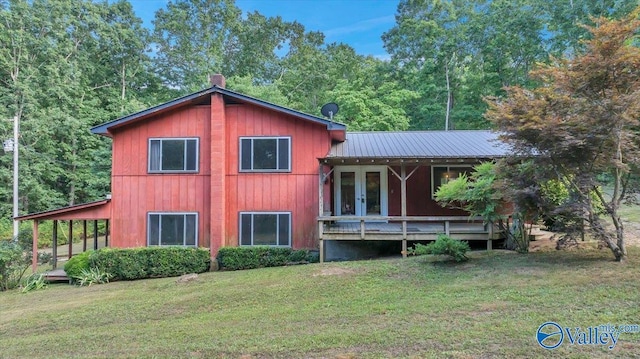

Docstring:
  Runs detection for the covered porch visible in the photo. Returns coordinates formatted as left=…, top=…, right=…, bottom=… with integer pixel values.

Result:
left=317, top=131, right=510, bottom=262
left=16, top=199, right=112, bottom=271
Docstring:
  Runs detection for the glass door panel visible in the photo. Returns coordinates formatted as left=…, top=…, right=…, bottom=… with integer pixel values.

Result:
left=340, top=172, right=356, bottom=215
left=364, top=172, right=381, bottom=216
left=335, top=166, right=387, bottom=219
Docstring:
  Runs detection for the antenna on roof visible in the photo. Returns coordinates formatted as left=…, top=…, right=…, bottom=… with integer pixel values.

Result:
left=320, top=102, right=339, bottom=121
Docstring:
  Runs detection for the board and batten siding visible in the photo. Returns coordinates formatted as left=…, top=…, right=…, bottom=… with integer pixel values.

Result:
left=224, top=104, right=333, bottom=249
left=109, top=105, right=212, bottom=249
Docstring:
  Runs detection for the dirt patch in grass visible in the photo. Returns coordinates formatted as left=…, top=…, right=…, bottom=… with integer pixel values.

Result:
left=312, top=267, right=356, bottom=277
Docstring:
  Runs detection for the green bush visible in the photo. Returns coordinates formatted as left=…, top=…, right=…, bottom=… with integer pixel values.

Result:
left=89, top=247, right=210, bottom=281
left=0, top=241, right=30, bottom=291
left=216, top=246, right=317, bottom=271
left=21, top=274, right=47, bottom=293
left=64, top=251, right=93, bottom=280
left=409, top=235, right=471, bottom=262
left=75, top=267, right=112, bottom=286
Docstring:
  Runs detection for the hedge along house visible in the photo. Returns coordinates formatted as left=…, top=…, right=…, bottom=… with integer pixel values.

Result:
left=18, top=74, right=510, bottom=270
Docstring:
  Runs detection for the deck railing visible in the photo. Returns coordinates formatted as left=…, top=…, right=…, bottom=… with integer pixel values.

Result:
left=318, top=215, right=492, bottom=238
left=317, top=215, right=498, bottom=262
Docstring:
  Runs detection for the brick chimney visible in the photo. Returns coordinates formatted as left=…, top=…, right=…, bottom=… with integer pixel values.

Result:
left=210, top=74, right=225, bottom=88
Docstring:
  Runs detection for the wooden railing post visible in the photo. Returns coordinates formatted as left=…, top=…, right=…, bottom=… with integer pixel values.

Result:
left=52, top=220, right=58, bottom=269
left=82, top=220, right=87, bottom=252
left=68, top=220, right=73, bottom=259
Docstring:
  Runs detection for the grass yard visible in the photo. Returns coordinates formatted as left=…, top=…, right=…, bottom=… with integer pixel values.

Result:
left=1, top=248, right=640, bottom=358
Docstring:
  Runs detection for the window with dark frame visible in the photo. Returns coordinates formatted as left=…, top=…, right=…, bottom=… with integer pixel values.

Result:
left=149, top=138, right=198, bottom=172
left=148, top=213, right=198, bottom=246
left=240, top=137, right=290, bottom=172
left=239, top=212, right=291, bottom=246
left=432, top=166, right=474, bottom=198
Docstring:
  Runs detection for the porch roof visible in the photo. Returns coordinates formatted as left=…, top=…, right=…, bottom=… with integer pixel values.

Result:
left=15, top=199, right=111, bottom=221
left=324, top=130, right=509, bottom=161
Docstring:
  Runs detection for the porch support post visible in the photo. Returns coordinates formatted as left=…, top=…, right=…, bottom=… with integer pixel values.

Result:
left=318, top=164, right=324, bottom=217
left=318, top=164, right=324, bottom=263
left=32, top=220, right=39, bottom=272
left=68, top=220, right=73, bottom=259
left=82, top=220, right=87, bottom=252
left=487, top=222, right=494, bottom=250
left=93, top=220, right=98, bottom=250
left=105, top=219, right=109, bottom=247
left=52, top=220, right=58, bottom=269
left=401, top=163, right=407, bottom=258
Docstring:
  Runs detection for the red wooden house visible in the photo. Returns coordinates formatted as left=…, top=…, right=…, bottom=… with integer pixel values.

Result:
left=18, top=75, right=510, bottom=268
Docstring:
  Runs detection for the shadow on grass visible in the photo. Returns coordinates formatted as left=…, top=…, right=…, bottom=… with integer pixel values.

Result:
left=410, top=247, right=633, bottom=274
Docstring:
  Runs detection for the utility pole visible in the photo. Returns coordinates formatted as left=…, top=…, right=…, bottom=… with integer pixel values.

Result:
left=2, top=116, right=19, bottom=241
left=12, top=115, right=19, bottom=240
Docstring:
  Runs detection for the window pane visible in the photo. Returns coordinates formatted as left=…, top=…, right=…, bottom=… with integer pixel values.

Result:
left=433, top=167, right=448, bottom=192
left=278, top=138, right=289, bottom=170
left=253, top=214, right=277, bottom=245
left=186, top=140, right=197, bottom=171
left=161, top=215, right=184, bottom=245
left=340, top=172, right=356, bottom=215
left=185, top=214, right=197, bottom=246
left=148, top=214, right=160, bottom=245
left=162, top=140, right=186, bottom=171
left=240, top=214, right=253, bottom=245
left=278, top=213, right=290, bottom=246
left=240, top=139, right=252, bottom=170
left=149, top=140, right=161, bottom=171
left=365, top=172, right=381, bottom=215
left=253, top=139, right=277, bottom=170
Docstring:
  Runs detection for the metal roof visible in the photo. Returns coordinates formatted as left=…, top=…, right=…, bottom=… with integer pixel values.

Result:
left=91, top=86, right=346, bottom=136
left=326, top=130, right=509, bottom=159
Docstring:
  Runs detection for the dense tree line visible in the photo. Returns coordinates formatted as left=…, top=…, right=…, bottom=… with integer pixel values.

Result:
left=0, top=0, right=637, bottom=221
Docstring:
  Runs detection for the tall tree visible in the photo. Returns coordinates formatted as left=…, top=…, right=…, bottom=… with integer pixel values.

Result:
left=0, top=0, right=153, bottom=219
left=152, top=0, right=242, bottom=91
left=486, top=11, right=640, bottom=261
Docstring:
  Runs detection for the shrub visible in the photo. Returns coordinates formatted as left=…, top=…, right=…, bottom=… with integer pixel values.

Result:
left=75, top=267, right=112, bottom=286
left=64, top=251, right=93, bottom=280
left=0, top=241, right=30, bottom=291
left=89, top=247, right=210, bottom=281
left=21, top=274, right=47, bottom=293
left=409, top=235, right=470, bottom=262
left=217, top=246, right=317, bottom=271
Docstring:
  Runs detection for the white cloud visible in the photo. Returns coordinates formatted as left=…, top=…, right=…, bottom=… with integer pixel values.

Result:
left=323, top=15, right=395, bottom=37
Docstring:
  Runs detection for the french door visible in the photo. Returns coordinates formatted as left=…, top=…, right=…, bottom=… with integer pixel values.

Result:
left=334, top=166, right=388, bottom=218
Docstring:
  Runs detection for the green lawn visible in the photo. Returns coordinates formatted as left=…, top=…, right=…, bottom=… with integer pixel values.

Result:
left=1, top=248, right=639, bottom=358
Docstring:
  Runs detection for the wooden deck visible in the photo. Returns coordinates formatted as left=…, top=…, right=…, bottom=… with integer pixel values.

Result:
left=319, top=216, right=497, bottom=241
left=317, top=215, right=502, bottom=262
left=323, top=221, right=488, bottom=239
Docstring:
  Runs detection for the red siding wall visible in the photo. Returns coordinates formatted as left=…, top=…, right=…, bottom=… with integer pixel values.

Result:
left=109, top=99, right=334, bottom=253
left=224, top=105, right=332, bottom=249
left=109, top=106, right=212, bottom=248
left=387, top=166, right=468, bottom=216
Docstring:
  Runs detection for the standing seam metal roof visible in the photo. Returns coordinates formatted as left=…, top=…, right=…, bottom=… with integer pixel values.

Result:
left=326, top=130, right=509, bottom=159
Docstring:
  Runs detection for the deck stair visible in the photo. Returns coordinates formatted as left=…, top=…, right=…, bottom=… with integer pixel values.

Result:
left=528, top=225, right=555, bottom=241
left=43, top=269, right=70, bottom=283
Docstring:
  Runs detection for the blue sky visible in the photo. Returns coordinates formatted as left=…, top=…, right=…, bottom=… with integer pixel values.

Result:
left=129, top=0, right=400, bottom=59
